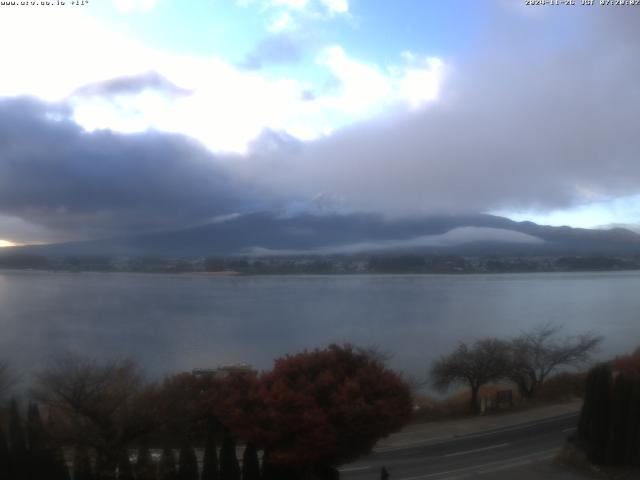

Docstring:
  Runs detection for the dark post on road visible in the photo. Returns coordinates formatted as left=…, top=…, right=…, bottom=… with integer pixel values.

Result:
left=381, top=466, right=390, bottom=479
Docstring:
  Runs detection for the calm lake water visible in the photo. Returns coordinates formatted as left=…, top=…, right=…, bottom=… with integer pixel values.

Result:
left=1, top=270, right=639, bottom=380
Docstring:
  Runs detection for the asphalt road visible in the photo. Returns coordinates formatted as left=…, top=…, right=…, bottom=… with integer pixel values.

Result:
left=339, top=412, right=580, bottom=480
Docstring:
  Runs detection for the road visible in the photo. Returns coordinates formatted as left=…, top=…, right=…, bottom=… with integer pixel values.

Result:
left=339, top=412, right=580, bottom=480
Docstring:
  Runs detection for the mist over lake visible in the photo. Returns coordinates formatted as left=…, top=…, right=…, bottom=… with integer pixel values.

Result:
left=1, top=270, right=638, bottom=381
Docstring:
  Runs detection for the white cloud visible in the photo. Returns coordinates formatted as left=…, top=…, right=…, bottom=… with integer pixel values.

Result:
left=269, top=0, right=309, bottom=9
left=246, top=227, right=544, bottom=256
left=268, top=11, right=296, bottom=32
left=396, top=54, right=443, bottom=109
left=320, top=0, right=348, bottom=14
left=66, top=44, right=443, bottom=153
left=316, top=46, right=443, bottom=117
left=266, top=0, right=348, bottom=17
left=0, top=5, right=443, bottom=154
left=0, top=8, right=156, bottom=101
left=317, top=46, right=392, bottom=115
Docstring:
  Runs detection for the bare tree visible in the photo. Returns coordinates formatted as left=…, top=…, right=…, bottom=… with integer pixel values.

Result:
left=32, top=354, right=161, bottom=476
left=506, top=323, right=602, bottom=398
left=430, top=339, right=510, bottom=413
left=356, top=344, right=395, bottom=365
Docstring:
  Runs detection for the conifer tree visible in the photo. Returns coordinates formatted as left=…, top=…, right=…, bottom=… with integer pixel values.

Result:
left=0, top=422, right=10, bottom=480
left=118, top=449, right=135, bottom=480
left=158, top=447, right=177, bottom=480
left=201, top=431, right=219, bottom=480
left=577, top=367, right=597, bottom=441
left=219, top=431, right=240, bottom=480
left=241, top=443, right=260, bottom=480
left=95, top=452, right=117, bottom=480
left=73, top=446, right=95, bottom=480
left=178, top=443, right=198, bottom=480
left=27, top=402, right=48, bottom=479
left=8, top=399, right=28, bottom=480
left=50, top=444, right=71, bottom=480
left=587, top=364, right=612, bottom=465
left=607, top=374, right=632, bottom=465
left=626, top=381, right=640, bottom=466
left=136, top=445, right=156, bottom=480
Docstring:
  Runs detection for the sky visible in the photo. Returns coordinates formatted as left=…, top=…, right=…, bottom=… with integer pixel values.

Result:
left=0, top=0, right=638, bottom=245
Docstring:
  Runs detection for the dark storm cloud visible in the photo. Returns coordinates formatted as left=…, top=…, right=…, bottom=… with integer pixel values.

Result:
left=239, top=33, right=304, bottom=70
left=72, top=71, right=192, bottom=98
left=237, top=6, right=640, bottom=216
left=0, top=97, right=263, bottom=241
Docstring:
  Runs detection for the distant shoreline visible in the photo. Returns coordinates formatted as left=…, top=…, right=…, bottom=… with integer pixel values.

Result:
left=1, top=267, right=640, bottom=278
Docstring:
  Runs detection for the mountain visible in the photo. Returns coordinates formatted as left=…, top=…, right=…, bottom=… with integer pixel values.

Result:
left=6, top=212, right=640, bottom=259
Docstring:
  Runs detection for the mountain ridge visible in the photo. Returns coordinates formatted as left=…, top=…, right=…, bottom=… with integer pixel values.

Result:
left=5, top=212, right=640, bottom=258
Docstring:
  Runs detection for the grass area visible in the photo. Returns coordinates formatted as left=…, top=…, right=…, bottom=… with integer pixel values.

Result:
left=411, top=372, right=586, bottom=423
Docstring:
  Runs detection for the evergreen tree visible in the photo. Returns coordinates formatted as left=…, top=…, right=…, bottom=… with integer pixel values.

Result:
left=95, top=452, right=117, bottom=480
left=0, top=422, right=10, bottom=480
left=118, top=449, right=134, bottom=480
left=157, top=447, right=177, bottom=480
left=73, top=446, right=95, bottom=480
left=201, top=431, right=219, bottom=480
left=219, top=431, right=240, bottom=480
left=259, top=452, right=295, bottom=480
left=8, top=399, right=28, bottom=480
left=577, top=367, right=597, bottom=441
left=241, top=443, right=260, bottom=480
left=27, top=402, right=48, bottom=480
left=607, top=374, right=633, bottom=465
left=177, top=444, right=198, bottom=480
left=135, top=445, right=156, bottom=480
left=50, top=444, right=71, bottom=480
left=586, top=364, right=612, bottom=465
left=626, top=381, right=640, bottom=466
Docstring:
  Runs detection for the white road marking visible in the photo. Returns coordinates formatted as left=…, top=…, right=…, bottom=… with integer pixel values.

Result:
left=461, top=414, right=579, bottom=440
left=476, top=453, right=555, bottom=475
left=397, top=448, right=558, bottom=480
left=443, top=443, right=509, bottom=458
left=338, top=465, right=372, bottom=473
left=377, top=413, right=579, bottom=452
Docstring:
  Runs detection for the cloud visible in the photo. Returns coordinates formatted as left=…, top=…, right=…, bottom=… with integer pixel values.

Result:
left=319, top=0, right=348, bottom=15
left=0, top=97, right=265, bottom=242
left=4, top=1, right=637, bottom=244
left=316, top=46, right=392, bottom=115
left=268, top=11, right=296, bottom=32
left=240, top=33, right=304, bottom=70
left=48, top=40, right=440, bottom=152
left=267, top=0, right=348, bottom=15
left=234, top=7, right=640, bottom=218
left=263, top=0, right=349, bottom=32
left=269, top=0, right=309, bottom=9
left=72, top=71, right=192, bottom=98
left=246, top=227, right=544, bottom=256
left=0, top=1, right=442, bottom=154
left=0, top=6, right=156, bottom=101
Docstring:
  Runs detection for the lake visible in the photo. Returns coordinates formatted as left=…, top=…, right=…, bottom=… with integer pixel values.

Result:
left=0, top=270, right=638, bottom=381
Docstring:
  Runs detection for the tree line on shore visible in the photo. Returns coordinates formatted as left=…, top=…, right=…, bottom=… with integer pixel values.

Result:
left=0, top=344, right=413, bottom=480
left=2, top=252, right=640, bottom=275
